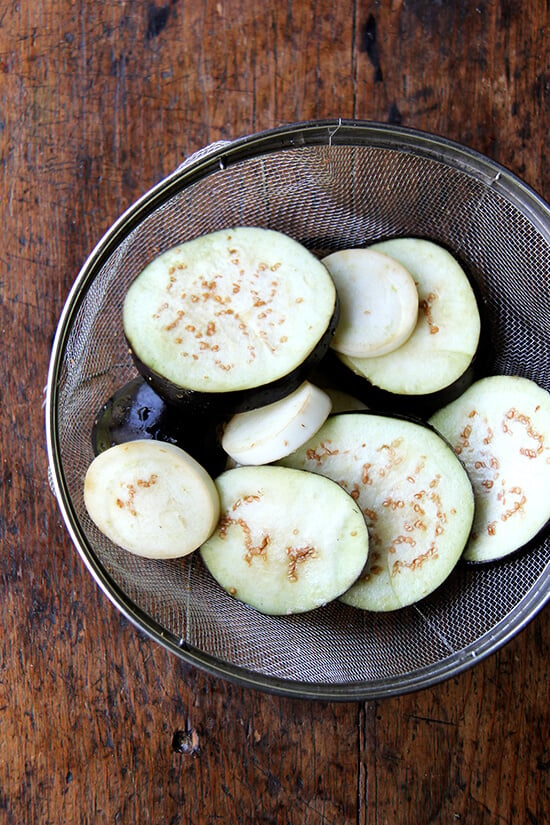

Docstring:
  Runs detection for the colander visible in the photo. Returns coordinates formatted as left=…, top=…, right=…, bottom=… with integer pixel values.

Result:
left=45, top=120, right=550, bottom=701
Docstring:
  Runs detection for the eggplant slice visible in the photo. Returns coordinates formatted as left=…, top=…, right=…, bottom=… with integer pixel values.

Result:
left=200, top=465, right=369, bottom=615
left=429, top=375, right=550, bottom=562
left=221, top=381, right=332, bottom=466
left=84, top=440, right=221, bottom=559
left=335, top=238, right=482, bottom=414
left=123, top=227, right=338, bottom=414
left=279, top=412, right=474, bottom=611
left=322, top=248, right=419, bottom=357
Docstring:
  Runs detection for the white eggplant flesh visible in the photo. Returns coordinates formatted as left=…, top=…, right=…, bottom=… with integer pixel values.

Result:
left=429, top=375, right=550, bottom=562
left=322, top=248, right=418, bottom=357
left=123, top=227, right=337, bottom=402
left=338, top=238, right=481, bottom=396
left=200, top=465, right=369, bottom=615
left=221, top=381, right=332, bottom=465
left=279, top=413, right=474, bottom=611
left=84, top=440, right=220, bottom=559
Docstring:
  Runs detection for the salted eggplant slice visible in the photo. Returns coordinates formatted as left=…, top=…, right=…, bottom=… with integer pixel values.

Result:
left=221, top=381, right=332, bottom=465
left=91, top=375, right=226, bottom=475
left=84, top=440, right=220, bottom=559
left=429, top=375, right=550, bottom=562
left=335, top=239, right=482, bottom=414
left=123, top=227, right=338, bottom=415
left=200, top=465, right=369, bottom=615
left=322, top=248, right=418, bottom=357
left=279, top=412, right=474, bottom=611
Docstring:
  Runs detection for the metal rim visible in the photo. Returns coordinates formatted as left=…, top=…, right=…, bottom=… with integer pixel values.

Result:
left=45, top=118, right=550, bottom=701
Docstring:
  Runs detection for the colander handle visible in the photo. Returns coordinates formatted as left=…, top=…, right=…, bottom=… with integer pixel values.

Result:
left=176, top=140, right=233, bottom=172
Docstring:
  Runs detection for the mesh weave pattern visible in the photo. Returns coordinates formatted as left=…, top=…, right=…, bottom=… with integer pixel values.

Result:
left=51, top=135, right=550, bottom=691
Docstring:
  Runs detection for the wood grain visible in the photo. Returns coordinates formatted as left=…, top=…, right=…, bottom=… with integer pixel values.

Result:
left=1, top=0, right=549, bottom=823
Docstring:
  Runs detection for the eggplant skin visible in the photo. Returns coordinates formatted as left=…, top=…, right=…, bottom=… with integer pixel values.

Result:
left=127, top=300, right=340, bottom=416
left=91, top=376, right=227, bottom=476
left=322, top=345, right=485, bottom=419
left=461, top=519, right=550, bottom=566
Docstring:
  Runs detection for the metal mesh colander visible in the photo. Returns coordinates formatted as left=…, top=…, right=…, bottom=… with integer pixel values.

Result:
left=45, top=120, right=550, bottom=700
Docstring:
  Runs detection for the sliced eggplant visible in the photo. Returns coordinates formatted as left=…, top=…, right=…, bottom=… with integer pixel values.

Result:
left=335, top=239, right=482, bottom=414
left=221, top=381, right=332, bottom=466
left=84, top=440, right=220, bottom=559
left=123, top=227, right=338, bottom=415
left=279, top=412, right=474, bottom=611
left=91, top=375, right=226, bottom=476
left=200, top=465, right=369, bottom=615
left=322, top=248, right=418, bottom=357
left=429, top=375, right=550, bottom=562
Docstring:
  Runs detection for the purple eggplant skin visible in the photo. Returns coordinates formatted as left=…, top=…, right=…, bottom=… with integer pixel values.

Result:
left=127, top=299, right=340, bottom=417
left=319, top=341, right=488, bottom=420
left=91, top=375, right=227, bottom=476
left=460, top=518, right=550, bottom=567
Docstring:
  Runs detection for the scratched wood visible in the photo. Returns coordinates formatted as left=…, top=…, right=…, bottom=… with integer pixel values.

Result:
left=1, top=0, right=549, bottom=823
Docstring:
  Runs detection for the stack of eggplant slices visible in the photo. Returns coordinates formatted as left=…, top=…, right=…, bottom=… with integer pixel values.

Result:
left=85, top=227, right=550, bottom=615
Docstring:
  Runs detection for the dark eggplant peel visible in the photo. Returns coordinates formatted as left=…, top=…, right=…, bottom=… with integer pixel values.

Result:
left=91, top=375, right=226, bottom=476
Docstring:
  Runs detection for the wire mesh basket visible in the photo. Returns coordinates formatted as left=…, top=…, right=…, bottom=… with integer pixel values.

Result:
left=45, top=120, right=550, bottom=700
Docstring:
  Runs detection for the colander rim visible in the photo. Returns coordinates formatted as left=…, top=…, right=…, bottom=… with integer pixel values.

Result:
left=45, top=118, right=550, bottom=701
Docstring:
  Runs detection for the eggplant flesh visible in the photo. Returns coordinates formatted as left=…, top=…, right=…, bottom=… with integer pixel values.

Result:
left=84, top=440, right=220, bottom=559
left=200, top=465, right=369, bottom=615
left=322, top=248, right=419, bottom=358
left=91, top=375, right=226, bottom=476
left=130, top=301, right=338, bottom=415
left=221, top=381, right=332, bottom=466
left=317, top=349, right=481, bottom=419
left=123, top=226, right=339, bottom=415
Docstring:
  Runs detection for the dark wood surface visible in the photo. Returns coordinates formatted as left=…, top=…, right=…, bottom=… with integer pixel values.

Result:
left=2, top=1, right=549, bottom=822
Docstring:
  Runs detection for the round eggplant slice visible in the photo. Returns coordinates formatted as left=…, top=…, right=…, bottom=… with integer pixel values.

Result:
left=123, top=227, right=338, bottom=415
left=84, top=440, right=220, bottom=559
left=322, top=248, right=418, bottom=357
left=335, top=239, right=482, bottom=413
left=429, top=375, right=550, bottom=563
left=279, top=412, right=474, bottom=611
left=221, top=381, right=332, bottom=466
left=91, top=375, right=226, bottom=476
left=200, top=465, right=369, bottom=615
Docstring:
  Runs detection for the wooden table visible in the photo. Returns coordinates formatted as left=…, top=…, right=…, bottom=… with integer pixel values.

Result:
left=2, top=1, right=549, bottom=822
